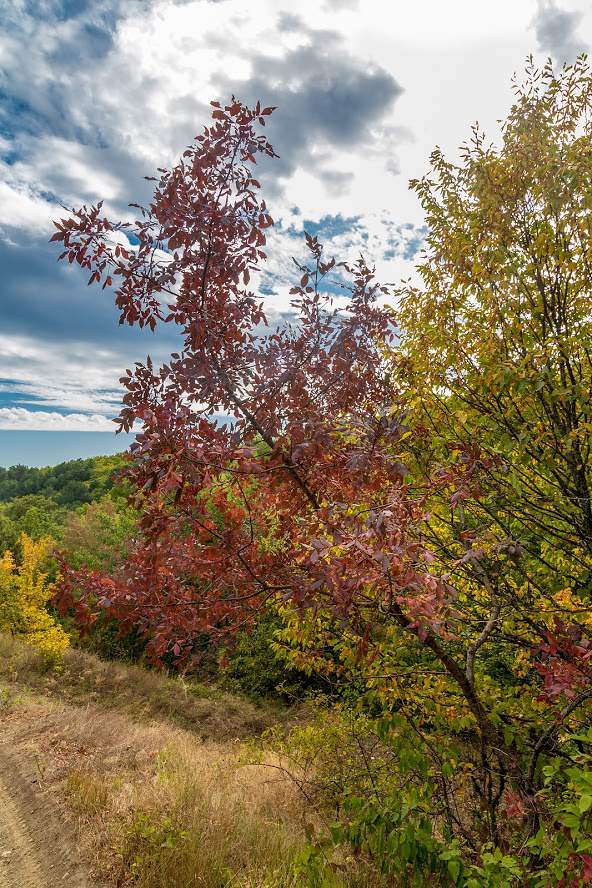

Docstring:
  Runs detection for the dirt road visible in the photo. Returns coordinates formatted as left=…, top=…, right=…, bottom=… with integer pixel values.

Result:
left=0, top=770, right=46, bottom=888
left=0, top=734, right=91, bottom=888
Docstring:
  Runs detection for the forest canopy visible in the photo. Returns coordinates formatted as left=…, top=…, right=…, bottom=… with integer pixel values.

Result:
left=0, top=454, right=127, bottom=505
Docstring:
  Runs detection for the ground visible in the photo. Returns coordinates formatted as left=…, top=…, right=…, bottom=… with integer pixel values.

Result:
left=0, top=640, right=320, bottom=888
left=0, top=708, right=92, bottom=888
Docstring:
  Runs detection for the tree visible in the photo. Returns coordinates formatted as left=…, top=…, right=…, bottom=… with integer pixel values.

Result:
left=51, top=79, right=592, bottom=883
left=391, top=55, right=592, bottom=881
left=0, top=454, right=128, bottom=505
left=0, top=495, right=66, bottom=558
left=398, top=55, right=592, bottom=576
left=60, top=498, right=136, bottom=573
left=0, top=533, right=69, bottom=664
left=395, top=55, right=592, bottom=771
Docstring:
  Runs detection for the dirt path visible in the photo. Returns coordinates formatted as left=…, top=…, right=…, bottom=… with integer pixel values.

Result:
left=0, top=725, right=91, bottom=888
left=0, top=769, right=46, bottom=888
left=0, top=764, right=53, bottom=888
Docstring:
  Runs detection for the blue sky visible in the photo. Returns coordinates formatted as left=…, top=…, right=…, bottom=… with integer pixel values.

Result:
left=1, top=0, right=590, bottom=467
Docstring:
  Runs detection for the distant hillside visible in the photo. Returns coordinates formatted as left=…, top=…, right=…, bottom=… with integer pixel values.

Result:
left=0, top=453, right=128, bottom=507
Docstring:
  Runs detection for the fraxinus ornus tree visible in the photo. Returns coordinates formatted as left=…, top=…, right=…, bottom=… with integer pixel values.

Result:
left=51, top=76, right=592, bottom=883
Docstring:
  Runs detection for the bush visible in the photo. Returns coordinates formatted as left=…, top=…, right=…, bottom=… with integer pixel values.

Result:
left=0, top=533, right=68, bottom=666
left=78, top=616, right=148, bottom=663
left=222, top=613, right=329, bottom=704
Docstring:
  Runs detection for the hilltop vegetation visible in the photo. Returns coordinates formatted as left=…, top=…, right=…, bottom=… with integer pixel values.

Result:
left=0, top=453, right=127, bottom=506
left=0, top=453, right=131, bottom=563
left=0, top=455, right=318, bottom=697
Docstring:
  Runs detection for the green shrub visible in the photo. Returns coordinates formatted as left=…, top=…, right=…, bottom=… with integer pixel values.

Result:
left=222, top=613, right=327, bottom=704
left=78, top=617, right=148, bottom=663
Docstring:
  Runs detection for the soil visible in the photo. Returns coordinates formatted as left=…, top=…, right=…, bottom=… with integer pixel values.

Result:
left=0, top=710, right=92, bottom=888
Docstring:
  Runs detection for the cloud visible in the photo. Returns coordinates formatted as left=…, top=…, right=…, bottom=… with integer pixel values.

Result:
left=0, top=1, right=127, bottom=143
left=0, top=377, right=121, bottom=416
left=316, top=169, right=356, bottom=196
left=0, top=233, right=180, bottom=350
left=213, top=15, right=404, bottom=193
left=533, top=1, right=589, bottom=62
left=1, top=1, right=407, bottom=233
left=0, top=231, right=182, bottom=418
left=323, top=0, right=359, bottom=8
left=251, top=211, right=423, bottom=317
left=0, top=0, right=421, bottom=460
left=0, top=407, right=121, bottom=431
left=0, top=179, right=57, bottom=236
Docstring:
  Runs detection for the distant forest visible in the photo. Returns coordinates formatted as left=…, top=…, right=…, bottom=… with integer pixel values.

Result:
left=0, top=454, right=127, bottom=506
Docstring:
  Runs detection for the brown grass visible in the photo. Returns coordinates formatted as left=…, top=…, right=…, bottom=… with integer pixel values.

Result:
left=0, top=634, right=388, bottom=887
left=53, top=707, right=305, bottom=887
left=0, top=632, right=285, bottom=740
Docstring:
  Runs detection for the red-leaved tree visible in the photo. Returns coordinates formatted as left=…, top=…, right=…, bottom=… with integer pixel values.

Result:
left=51, top=98, right=592, bottom=874
left=51, top=99, right=464, bottom=668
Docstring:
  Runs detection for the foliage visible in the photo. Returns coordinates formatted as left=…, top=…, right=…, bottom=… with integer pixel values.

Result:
left=0, top=453, right=128, bottom=506
left=0, top=494, right=68, bottom=557
left=0, top=533, right=69, bottom=665
left=261, top=706, right=471, bottom=885
left=525, top=732, right=592, bottom=888
left=51, top=67, right=592, bottom=882
left=0, top=454, right=131, bottom=563
left=60, top=497, right=137, bottom=573
left=266, top=708, right=592, bottom=887
left=0, top=458, right=143, bottom=659
left=56, top=497, right=143, bottom=659
left=222, top=611, right=330, bottom=704
left=0, top=488, right=142, bottom=660
left=397, top=56, right=592, bottom=614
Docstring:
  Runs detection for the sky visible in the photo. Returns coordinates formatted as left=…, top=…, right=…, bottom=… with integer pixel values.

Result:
left=1, top=0, right=591, bottom=467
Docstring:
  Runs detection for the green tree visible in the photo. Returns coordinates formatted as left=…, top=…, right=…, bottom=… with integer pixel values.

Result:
left=0, top=454, right=127, bottom=506
left=0, top=496, right=66, bottom=558
left=60, top=498, right=136, bottom=572
left=397, top=56, right=592, bottom=620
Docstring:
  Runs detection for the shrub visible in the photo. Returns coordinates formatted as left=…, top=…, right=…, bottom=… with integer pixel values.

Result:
left=0, top=533, right=68, bottom=665
left=222, top=612, right=328, bottom=704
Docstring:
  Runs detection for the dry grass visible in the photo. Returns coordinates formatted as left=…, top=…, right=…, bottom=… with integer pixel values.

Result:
left=0, top=634, right=386, bottom=887
left=1, top=681, right=381, bottom=887
left=47, top=708, right=299, bottom=886
left=0, top=632, right=285, bottom=740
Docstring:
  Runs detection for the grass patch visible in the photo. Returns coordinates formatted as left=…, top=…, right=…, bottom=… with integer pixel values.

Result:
left=0, top=634, right=387, bottom=887
left=0, top=632, right=285, bottom=740
left=0, top=683, right=24, bottom=707
left=64, top=722, right=382, bottom=888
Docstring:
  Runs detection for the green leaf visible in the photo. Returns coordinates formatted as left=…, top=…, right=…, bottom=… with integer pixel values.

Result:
left=447, top=859, right=460, bottom=882
left=441, top=761, right=453, bottom=780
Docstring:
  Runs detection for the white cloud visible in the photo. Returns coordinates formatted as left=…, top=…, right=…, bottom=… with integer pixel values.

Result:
left=0, top=178, right=56, bottom=236
left=0, top=334, right=126, bottom=414
left=2, top=0, right=576, bottom=239
left=0, top=407, right=119, bottom=431
left=2, top=0, right=592, bottom=457
left=261, top=210, right=423, bottom=308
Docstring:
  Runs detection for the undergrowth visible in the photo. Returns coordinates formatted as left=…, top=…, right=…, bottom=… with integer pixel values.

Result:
left=0, top=633, right=394, bottom=886
left=0, top=632, right=285, bottom=740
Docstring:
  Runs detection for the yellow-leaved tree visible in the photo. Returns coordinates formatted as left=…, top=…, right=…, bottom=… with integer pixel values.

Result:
left=0, top=533, right=68, bottom=664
